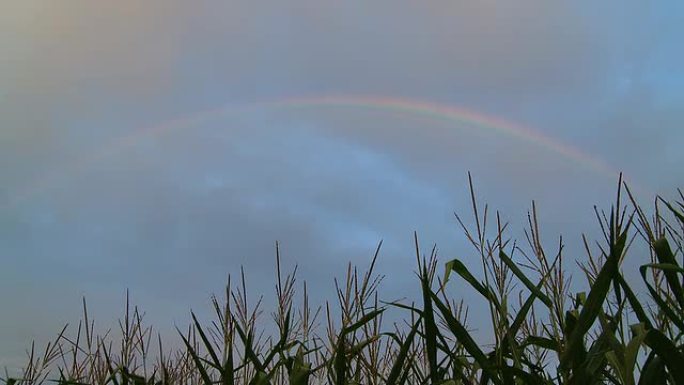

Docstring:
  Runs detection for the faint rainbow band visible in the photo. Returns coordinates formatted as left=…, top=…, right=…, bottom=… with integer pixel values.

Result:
left=6, top=94, right=633, bottom=209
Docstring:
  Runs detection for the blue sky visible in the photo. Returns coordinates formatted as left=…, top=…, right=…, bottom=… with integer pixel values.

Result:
left=1, top=0, right=683, bottom=370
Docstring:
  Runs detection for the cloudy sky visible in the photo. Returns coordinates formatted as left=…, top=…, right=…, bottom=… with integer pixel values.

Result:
left=1, top=0, right=682, bottom=369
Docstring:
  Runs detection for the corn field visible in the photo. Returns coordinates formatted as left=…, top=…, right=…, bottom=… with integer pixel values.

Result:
left=5, top=176, right=684, bottom=384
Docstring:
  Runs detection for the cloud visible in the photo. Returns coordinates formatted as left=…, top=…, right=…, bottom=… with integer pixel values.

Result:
left=2, top=0, right=648, bottom=103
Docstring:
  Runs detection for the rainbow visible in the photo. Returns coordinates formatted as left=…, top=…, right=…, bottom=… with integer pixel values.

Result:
left=264, top=95, right=616, bottom=176
left=5, top=95, right=625, bottom=209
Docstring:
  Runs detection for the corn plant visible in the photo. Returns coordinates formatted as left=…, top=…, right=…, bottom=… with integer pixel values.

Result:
left=4, top=176, right=683, bottom=384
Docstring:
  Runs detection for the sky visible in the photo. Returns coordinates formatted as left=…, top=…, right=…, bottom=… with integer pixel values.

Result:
left=1, top=0, right=683, bottom=370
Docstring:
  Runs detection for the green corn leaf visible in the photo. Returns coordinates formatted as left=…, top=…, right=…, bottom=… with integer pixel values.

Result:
left=262, top=310, right=293, bottom=370
left=232, top=320, right=265, bottom=372
left=386, top=317, right=422, bottom=385
left=288, top=347, right=312, bottom=385
left=190, top=312, right=222, bottom=371
left=652, top=238, right=684, bottom=308
left=222, top=328, right=235, bottom=385
left=638, top=351, right=666, bottom=385
left=342, top=308, right=385, bottom=335
left=615, top=272, right=652, bottom=328
left=620, top=323, right=648, bottom=385
left=561, top=231, right=622, bottom=371
left=385, top=301, right=424, bottom=315
left=661, top=198, right=684, bottom=226
left=429, top=290, right=502, bottom=385
left=521, top=336, right=560, bottom=352
left=348, top=336, right=380, bottom=357
left=567, top=326, right=613, bottom=385
left=100, top=342, right=121, bottom=385
left=248, top=371, right=271, bottom=385
left=421, top=268, right=440, bottom=384
left=640, top=264, right=684, bottom=331
left=443, top=259, right=500, bottom=308
left=502, top=278, right=548, bottom=360
left=176, top=327, right=214, bottom=385
left=498, top=250, right=552, bottom=308
left=333, top=336, right=347, bottom=385
left=643, top=329, right=684, bottom=384
left=500, top=365, right=551, bottom=385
